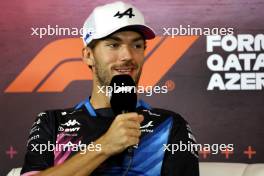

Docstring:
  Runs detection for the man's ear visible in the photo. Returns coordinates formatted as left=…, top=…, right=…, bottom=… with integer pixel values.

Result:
left=82, top=47, right=95, bottom=68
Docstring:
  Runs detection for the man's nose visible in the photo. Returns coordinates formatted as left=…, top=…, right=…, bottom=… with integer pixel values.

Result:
left=119, top=45, right=133, bottom=61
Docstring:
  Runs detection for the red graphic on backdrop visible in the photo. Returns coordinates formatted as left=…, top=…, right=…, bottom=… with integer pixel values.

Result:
left=199, top=148, right=211, bottom=159
left=165, top=80, right=176, bottom=91
left=5, top=36, right=198, bottom=93
left=244, top=146, right=256, bottom=159
left=221, top=147, right=234, bottom=159
left=6, top=146, right=17, bottom=159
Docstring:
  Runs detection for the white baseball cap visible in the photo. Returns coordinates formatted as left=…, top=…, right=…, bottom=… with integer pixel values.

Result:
left=82, top=1, right=155, bottom=45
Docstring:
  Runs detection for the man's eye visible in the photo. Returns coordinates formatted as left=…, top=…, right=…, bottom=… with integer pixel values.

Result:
left=133, top=43, right=144, bottom=49
left=108, top=43, right=119, bottom=48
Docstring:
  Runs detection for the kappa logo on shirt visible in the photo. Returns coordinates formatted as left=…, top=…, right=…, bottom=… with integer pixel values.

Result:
left=61, top=119, right=81, bottom=127
left=59, top=119, right=81, bottom=133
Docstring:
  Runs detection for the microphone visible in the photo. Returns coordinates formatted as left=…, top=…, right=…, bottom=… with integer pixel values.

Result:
left=110, top=74, right=137, bottom=155
left=110, top=74, right=137, bottom=115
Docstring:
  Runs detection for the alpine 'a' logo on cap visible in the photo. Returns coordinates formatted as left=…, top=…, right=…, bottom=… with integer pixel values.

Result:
left=114, top=8, right=135, bottom=18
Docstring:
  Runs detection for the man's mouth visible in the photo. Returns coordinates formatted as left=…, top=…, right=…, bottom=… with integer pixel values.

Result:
left=113, top=67, right=135, bottom=75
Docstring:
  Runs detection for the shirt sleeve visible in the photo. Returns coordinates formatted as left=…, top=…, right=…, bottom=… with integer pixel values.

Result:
left=162, top=113, right=200, bottom=176
left=21, top=111, right=56, bottom=175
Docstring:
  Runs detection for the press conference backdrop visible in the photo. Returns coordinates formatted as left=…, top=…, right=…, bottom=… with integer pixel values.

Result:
left=1, top=0, right=263, bottom=175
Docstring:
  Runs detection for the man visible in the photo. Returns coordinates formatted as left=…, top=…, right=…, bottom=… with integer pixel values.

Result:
left=21, top=1, right=199, bottom=176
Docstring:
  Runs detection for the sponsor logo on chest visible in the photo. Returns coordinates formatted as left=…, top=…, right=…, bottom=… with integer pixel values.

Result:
left=58, top=119, right=81, bottom=133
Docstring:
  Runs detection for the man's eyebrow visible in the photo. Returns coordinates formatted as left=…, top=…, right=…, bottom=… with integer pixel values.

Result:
left=105, top=36, right=144, bottom=42
left=105, top=36, right=122, bottom=42
left=132, top=36, right=145, bottom=42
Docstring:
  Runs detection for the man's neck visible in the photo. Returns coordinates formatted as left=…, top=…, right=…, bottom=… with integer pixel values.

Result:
left=90, top=85, right=111, bottom=109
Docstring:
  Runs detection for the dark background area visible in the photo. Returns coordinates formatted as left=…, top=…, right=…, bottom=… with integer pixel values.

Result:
left=1, top=0, right=263, bottom=175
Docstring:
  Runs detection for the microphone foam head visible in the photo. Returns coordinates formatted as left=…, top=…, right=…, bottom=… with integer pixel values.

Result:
left=110, top=74, right=137, bottom=115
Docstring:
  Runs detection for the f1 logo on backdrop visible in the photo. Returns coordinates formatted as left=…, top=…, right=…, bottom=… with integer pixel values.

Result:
left=5, top=36, right=198, bottom=93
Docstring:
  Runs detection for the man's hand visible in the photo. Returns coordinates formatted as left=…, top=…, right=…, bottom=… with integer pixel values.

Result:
left=34, top=113, right=143, bottom=176
left=97, top=113, right=144, bottom=156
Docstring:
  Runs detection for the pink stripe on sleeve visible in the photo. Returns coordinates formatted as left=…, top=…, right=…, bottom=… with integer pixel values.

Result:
left=21, top=171, right=40, bottom=176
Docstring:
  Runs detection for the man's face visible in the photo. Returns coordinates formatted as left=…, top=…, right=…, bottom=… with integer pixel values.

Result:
left=91, top=31, right=145, bottom=86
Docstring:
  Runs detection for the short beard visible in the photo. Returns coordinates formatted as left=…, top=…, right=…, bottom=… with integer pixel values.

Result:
left=94, top=62, right=111, bottom=87
left=134, top=67, right=142, bottom=86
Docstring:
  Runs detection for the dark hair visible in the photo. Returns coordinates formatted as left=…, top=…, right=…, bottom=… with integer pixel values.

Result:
left=87, top=39, right=100, bottom=50
left=87, top=27, right=147, bottom=50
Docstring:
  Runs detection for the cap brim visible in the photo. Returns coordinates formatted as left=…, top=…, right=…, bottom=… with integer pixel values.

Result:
left=126, top=25, right=156, bottom=40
